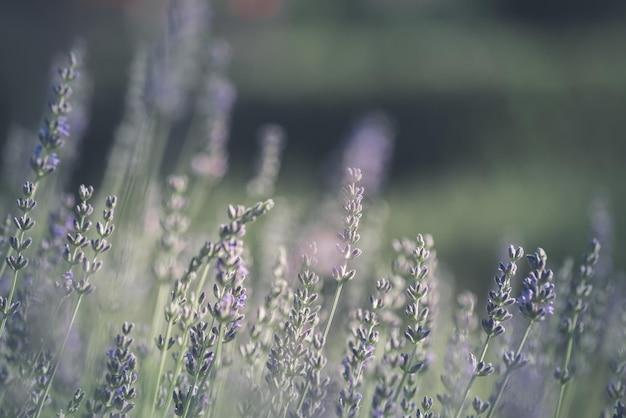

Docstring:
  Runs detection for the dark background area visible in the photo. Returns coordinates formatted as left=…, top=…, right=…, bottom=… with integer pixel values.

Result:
left=2, top=0, right=625, bottom=179
left=1, top=0, right=625, bottom=294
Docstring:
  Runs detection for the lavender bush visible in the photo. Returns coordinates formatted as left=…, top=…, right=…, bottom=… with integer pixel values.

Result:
left=0, top=3, right=624, bottom=418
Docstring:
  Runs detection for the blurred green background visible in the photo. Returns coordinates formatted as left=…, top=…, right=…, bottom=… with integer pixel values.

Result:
left=0, top=0, right=624, bottom=295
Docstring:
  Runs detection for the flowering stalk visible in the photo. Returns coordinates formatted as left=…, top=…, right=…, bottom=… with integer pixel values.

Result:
left=296, top=167, right=364, bottom=414
left=33, top=187, right=116, bottom=418
left=160, top=200, right=272, bottom=418
left=438, top=291, right=478, bottom=417
left=0, top=52, right=78, bottom=341
left=204, top=201, right=274, bottom=417
left=337, top=278, right=390, bottom=417
left=238, top=246, right=292, bottom=416
left=553, top=239, right=601, bottom=418
left=392, top=234, right=436, bottom=416
left=485, top=247, right=556, bottom=418
left=264, top=245, right=322, bottom=417
left=0, top=183, right=36, bottom=340
left=150, top=174, right=191, bottom=340
left=151, top=241, right=217, bottom=418
left=324, top=167, right=364, bottom=341
left=454, top=245, right=524, bottom=418
left=603, top=299, right=626, bottom=417
left=246, top=125, right=285, bottom=197
left=85, top=322, right=138, bottom=415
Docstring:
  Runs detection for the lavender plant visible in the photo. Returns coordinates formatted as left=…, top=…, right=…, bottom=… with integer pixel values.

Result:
left=553, top=238, right=601, bottom=418
left=1, top=6, right=625, bottom=418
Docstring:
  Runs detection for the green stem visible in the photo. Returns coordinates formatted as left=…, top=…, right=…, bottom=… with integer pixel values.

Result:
left=454, top=335, right=493, bottom=418
left=33, top=293, right=84, bottom=418
left=182, top=323, right=221, bottom=418
left=0, top=248, right=13, bottom=303
left=0, top=219, right=32, bottom=340
left=194, top=263, right=213, bottom=301
left=150, top=283, right=170, bottom=340
left=0, top=269, right=21, bottom=339
left=205, top=324, right=225, bottom=418
left=296, top=282, right=345, bottom=412
left=485, top=321, right=534, bottom=418
left=151, top=320, right=175, bottom=417
left=554, top=312, right=579, bottom=418
left=163, top=329, right=191, bottom=416
left=323, top=282, right=344, bottom=343
left=393, top=343, right=418, bottom=403
left=0, top=181, right=42, bottom=296
left=0, top=168, right=50, bottom=332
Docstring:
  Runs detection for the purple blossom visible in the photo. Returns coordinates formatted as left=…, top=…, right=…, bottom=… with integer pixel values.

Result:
left=33, top=144, right=43, bottom=159
left=57, top=116, right=70, bottom=137
left=235, top=293, right=247, bottom=310
left=518, top=250, right=556, bottom=322
left=49, top=153, right=60, bottom=168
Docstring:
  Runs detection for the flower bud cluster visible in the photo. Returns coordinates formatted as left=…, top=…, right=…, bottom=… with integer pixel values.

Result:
left=247, top=125, right=285, bottom=197
left=517, top=248, right=556, bottom=322
left=162, top=200, right=272, bottom=417
left=453, top=245, right=523, bottom=418
left=332, top=168, right=364, bottom=284
left=395, top=234, right=437, bottom=415
left=337, top=278, right=391, bottom=417
left=555, top=238, right=601, bottom=385
left=153, top=175, right=190, bottom=284
left=265, top=245, right=322, bottom=417
left=58, top=186, right=116, bottom=296
left=438, top=291, right=478, bottom=416
left=31, top=52, right=79, bottom=180
left=191, top=74, right=235, bottom=182
left=481, top=245, right=524, bottom=340
left=1, top=182, right=39, bottom=320
left=86, top=322, right=138, bottom=416
left=240, top=247, right=291, bottom=378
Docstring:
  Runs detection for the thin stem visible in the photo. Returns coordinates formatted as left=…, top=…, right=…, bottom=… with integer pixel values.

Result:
left=182, top=322, right=221, bottom=418
left=454, top=335, right=493, bottom=418
left=0, top=166, right=53, bottom=340
left=151, top=320, right=175, bottom=417
left=205, top=324, right=225, bottom=418
left=0, top=269, right=20, bottom=339
left=150, top=283, right=170, bottom=340
left=554, top=311, right=579, bottom=418
left=0, top=217, right=32, bottom=340
left=163, top=329, right=191, bottom=415
left=485, top=321, right=534, bottom=418
left=296, top=282, right=345, bottom=412
left=323, top=282, right=344, bottom=342
left=194, top=263, right=213, bottom=301
left=33, top=293, right=84, bottom=418
left=393, top=344, right=418, bottom=403
left=0, top=180, right=42, bottom=291
left=0, top=248, right=13, bottom=301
